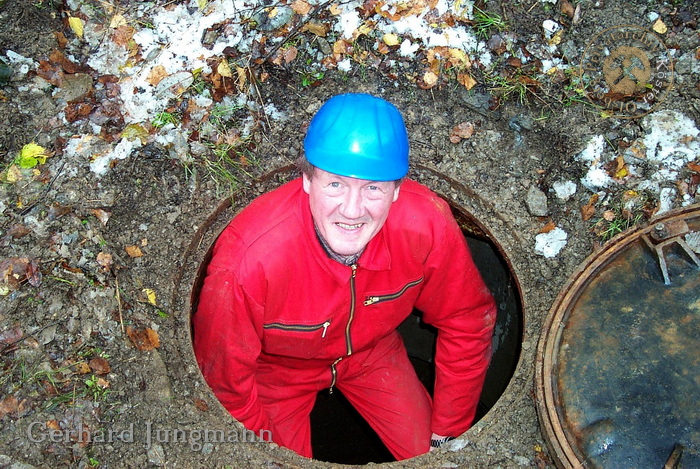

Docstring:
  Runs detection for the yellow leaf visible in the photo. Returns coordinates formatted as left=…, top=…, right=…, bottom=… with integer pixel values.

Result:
left=4, top=165, right=22, bottom=183
left=20, top=143, right=48, bottom=161
left=447, top=48, right=469, bottom=67
left=383, top=33, right=401, bottom=46
left=109, top=14, right=127, bottom=28
left=652, top=18, right=667, bottom=34
left=68, top=16, right=84, bottom=39
left=197, top=0, right=208, bottom=10
left=217, top=60, right=233, bottom=78
left=330, top=4, right=342, bottom=15
left=143, top=288, right=157, bottom=306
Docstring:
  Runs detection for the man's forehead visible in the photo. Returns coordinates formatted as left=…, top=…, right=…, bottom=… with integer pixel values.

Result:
left=314, top=168, right=395, bottom=186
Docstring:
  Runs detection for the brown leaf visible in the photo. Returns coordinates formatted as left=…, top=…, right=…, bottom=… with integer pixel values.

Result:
left=146, top=65, right=168, bottom=86
left=125, top=245, right=143, bottom=258
left=0, top=326, right=23, bottom=346
left=291, top=0, right=312, bottom=15
left=126, top=326, right=160, bottom=351
left=0, top=257, right=42, bottom=291
left=560, top=0, right=575, bottom=18
left=96, top=252, right=113, bottom=271
left=91, top=208, right=111, bottom=225
left=580, top=194, right=599, bottom=221
left=6, top=225, right=31, bottom=239
left=0, top=395, right=19, bottom=419
left=193, top=398, right=209, bottom=411
left=539, top=221, right=556, bottom=234
left=688, top=161, right=700, bottom=173
left=457, top=73, right=477, bottom=90
left=451, top=121, right=475, bottom=140
left=603, top=210, right=616, bottom=221
left=88, top=357, right=111, bottom=375
left=301, top=22, right=328, bottom=37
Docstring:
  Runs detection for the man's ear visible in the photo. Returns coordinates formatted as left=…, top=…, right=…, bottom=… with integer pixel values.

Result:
left=302, top=172, right=311, bottom=194
left=392, top=185, right=400, bottom=202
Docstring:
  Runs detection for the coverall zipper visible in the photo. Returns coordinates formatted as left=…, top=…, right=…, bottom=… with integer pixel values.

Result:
left=329, top=263, right=357, bottom=394
left=263, top=320, right=331, bottom=337
left=363, top=277, right=424, bottom=306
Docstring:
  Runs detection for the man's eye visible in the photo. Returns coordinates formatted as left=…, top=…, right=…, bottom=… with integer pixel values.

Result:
left=368, top=185, right=380, bottom=191
left=329, top=182, right=341, bottom=188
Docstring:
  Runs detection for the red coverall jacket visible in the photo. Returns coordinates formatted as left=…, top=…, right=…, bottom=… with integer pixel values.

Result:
left=193, top=177, right=496, bottom=451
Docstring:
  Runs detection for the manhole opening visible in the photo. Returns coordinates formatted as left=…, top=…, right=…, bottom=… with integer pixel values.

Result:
left=188, top=170, right=523, bottom=465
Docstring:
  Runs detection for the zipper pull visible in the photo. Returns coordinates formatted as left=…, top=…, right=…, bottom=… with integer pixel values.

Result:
left=351, top=263, right=357, bottom=278
left=364, top=297, right=378, bottom=306
left=321, top=321, right=330, bottom=338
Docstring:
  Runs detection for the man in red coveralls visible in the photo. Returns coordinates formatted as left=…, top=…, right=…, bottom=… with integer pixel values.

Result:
left=193, top=93, right=496, bottom=460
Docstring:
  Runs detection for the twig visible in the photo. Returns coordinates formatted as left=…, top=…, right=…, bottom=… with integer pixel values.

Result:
left=115, top=275, right=124, bottom=333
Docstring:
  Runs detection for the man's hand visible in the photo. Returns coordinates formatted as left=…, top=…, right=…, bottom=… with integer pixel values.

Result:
left=429, top=433, right=455, bottom=451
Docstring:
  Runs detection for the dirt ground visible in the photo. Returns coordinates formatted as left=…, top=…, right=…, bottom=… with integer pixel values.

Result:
left=1, top=0, right=699, bottom=468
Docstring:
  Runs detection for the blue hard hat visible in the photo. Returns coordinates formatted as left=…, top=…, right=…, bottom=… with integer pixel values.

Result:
left=304, top=93, right=409, bottom=181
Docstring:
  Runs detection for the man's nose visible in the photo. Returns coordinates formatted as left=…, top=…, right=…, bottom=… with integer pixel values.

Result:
left=339, top=189, right=364, bottom=219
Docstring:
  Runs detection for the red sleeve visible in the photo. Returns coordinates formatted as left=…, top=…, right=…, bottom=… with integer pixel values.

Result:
left=415, top=205, right=497, bottom=437
left=192, top=232, right=284, bottom=447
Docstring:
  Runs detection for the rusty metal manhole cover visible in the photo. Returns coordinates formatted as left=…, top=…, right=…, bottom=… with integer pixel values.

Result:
left=536, top=205, right=700, bottom=468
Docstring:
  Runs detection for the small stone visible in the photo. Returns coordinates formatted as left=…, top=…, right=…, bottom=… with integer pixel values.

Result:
left=147, top=444, right=166, bottom=466
left=526, top=186, right=549, bottom=216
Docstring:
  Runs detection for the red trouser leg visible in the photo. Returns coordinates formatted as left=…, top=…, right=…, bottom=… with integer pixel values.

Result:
left=256, top=362, right=326, bottom=458
left=336, top=331, right=433, bottom=460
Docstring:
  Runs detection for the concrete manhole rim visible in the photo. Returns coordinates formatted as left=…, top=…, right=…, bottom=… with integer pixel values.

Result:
left=171, top=164, right=528, bottom=466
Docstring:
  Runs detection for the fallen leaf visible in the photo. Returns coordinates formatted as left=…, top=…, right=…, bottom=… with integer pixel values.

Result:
left=125, top=245, right=143, bottom=258
left=383, top=33, right=400, bottom=46
left=91, top=208, right=111, bottom=225
left=421, top=69, right=439, bottom=88
left=301, top=22, right=328, bottom=37
left=1, top=257, right=42, bottom=294
left=146, top=65, right=168, bottom=86
left=5, top=224, right=31, bottom=239
left=450, top=122, right=475, bottom=142
left=75, top=362, right=92, bottom=374
left=329, top=3, right=342, bottom=15
left=46, top=419, right=61, bottom=431
left=217, top=60, right=233, bottom=78
left=193, top=398, right=209, bottom=411
left=18, top=143, right=52, bottom=168
left=580, top=194, right=599, bottom=221
left=4, top=165, right=22, bottom=183
left=603, top=210, right=616, bottom=221
left=688, top=161, right=700, bottom=173
left=109, top=13, right=127, bottom=28
left=68, top=16, right=84, bottom=39
left=457, top=73, right=477, bottom=90
left=88, top=357, right=111, bottom=375
left=143, top=288, right=157, bottom=306
left=652, top=18, right=667, bottom=34
left=126, top=326, right=160, bottom=351
left=539, top=221, right=556, bottom=234
left=560, top=0, right=575, bottom=18
left=96, top=252, right=113, bottom=271
left=291, top=0, right=311, bottom=15
left=0, top=395, right=19, bottom=419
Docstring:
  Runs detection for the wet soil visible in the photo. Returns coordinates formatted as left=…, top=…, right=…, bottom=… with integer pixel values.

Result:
left=1, top=0, right=699, bottom=468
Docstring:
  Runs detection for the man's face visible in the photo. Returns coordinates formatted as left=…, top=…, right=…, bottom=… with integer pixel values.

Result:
left=303, top=169, right=400, bottom=257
